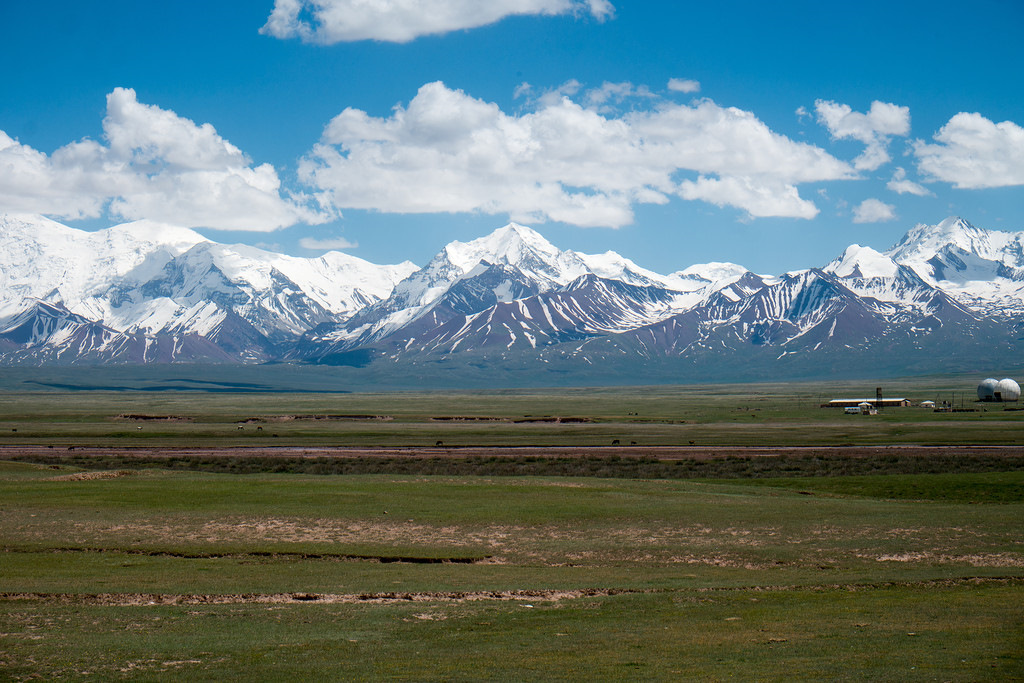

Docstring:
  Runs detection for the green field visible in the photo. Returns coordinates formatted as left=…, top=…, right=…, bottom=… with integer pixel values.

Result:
left=1, top=376, right=1022, bottom=679
left=2, top=464, right=1022, bottom=680
left=0, top=374, right=1021, bottom=448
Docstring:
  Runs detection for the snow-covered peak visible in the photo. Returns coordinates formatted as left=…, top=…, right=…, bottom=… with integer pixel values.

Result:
left=0, top=213, right=420, bottom=343
left=102, top=219, right=207, bottom=251
left=438, top=222, right=587, bottom=284
left=883, top=216, right=1024, bottom=294
left=887, top=217, right=1014, bottom=264
left=0, top=214, right=206, bottom=257
left=1, top=212, right=81, bottom=238
left=133, top=238, right=416, bottom=318
left=373, top=223, right=579, bottom=318
left=442, top=224, right=538, bottom=269
left=675, top=262, right=750, bottom=285
left=575, top=250, right=685, bottom=289
left=318, top=252, right=419, bottom=292
left=0, top=213, right=205, bottom=307
left=825, top=244, right=900, bottom=279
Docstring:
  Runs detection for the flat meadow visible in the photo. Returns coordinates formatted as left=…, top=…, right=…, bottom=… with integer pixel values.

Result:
left=1, top=374, right=1022, bottom=679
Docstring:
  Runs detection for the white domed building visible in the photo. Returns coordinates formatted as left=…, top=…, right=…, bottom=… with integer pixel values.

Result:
left=977, top=378, right=999, bottom=401
left=978, top=377, right=1020, bottom=402
left=996, top=378, right=1021, bottom=402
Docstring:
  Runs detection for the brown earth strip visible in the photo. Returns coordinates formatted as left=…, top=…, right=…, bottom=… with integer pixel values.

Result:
left=2, top=577, right=1018, bottom=606
left=48, top=470, right=137, bottom=481
left=2, top=546, right=488, bottom=564
left=5, top=444, right=1024, bottom=481
left=0, top=588, right=639, bottom=606
left=4, top=444, right=1024, bottom=460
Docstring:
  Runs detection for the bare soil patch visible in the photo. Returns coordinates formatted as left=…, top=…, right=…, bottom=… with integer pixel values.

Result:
left=0, top=588, right=639, bottom=606
left=242, top=415, right=393, bottom=423
left=3, top=577, right=1018, bottom=606
left=6, top=545, right=487, bottom=564
left=49, top=470, right=136, bottom=481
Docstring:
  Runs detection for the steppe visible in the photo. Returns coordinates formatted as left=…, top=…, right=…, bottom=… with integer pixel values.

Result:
left=1, top=376, right=1021, bottom=680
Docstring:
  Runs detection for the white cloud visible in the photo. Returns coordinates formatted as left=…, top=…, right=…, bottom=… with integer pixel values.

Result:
left=886, top=167, right=931, bottom=196
left=815, top=100, right=910, bottom=171
left=913, top=112, right=1024, bottom=189
left=299, top=235, right=359, bottom=250
left=679, top=176, right=819, bottom=219
left=513, top=82, right=534, bottom=100
left=0, top=88, right=326, bottom=231
left=260, top=0, right=613, bottom=44
left=667, top=78, right=700, bottom=94
left=584, top=81, right=655, bottom=110
left=0, top=131, right=107, bottom=219
left=585, top=0, right=615, bottom=19
left=852, top=198, right=896, bottom=223
left=535, top=79, right=583, bottom=107
left=300, top=81, right=854, bottom=226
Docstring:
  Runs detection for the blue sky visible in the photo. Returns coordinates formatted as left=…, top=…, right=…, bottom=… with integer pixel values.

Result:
left=1, top=1, right=1022, bottom=274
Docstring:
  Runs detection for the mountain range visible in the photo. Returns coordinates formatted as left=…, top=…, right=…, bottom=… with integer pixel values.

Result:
left=1, top=213, right=1020, bottom=384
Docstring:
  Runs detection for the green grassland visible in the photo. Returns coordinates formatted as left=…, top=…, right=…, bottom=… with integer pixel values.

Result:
left=1, top=374, right=1022, bottom=679
left=0, top=373, right=1021, bottom=447
left=1, top=462, right=1022, bottom=680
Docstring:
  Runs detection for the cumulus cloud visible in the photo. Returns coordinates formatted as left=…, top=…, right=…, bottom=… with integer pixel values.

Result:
left=886, top=167, right=931, bottom=196
left=815, top=100, right=910, bottom=171
left=0, top=88, right=325, bottom=230
left=913, top=112, right=1024, bottom=189
left=260, top=0, right=614, bottom=44
left=667, top=78, right=700, bottom=94
left=679, top=176, right=819, bottom=219
left=852, top=198, right=896, bottom=223
left=0, top=131, right=108, bottom=219
left=299, top=81, right=855, bottom=226
left=299, top=235, right=359, bottom=250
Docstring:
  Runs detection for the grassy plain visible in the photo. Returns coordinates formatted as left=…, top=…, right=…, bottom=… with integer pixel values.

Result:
left=1, top=375, right=1022, bottom=679
left=0, top=374, right=1021, bottom=447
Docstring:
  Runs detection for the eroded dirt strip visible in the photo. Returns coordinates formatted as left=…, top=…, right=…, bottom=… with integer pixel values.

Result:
left=0, top=588, right=640, bottom=606
left=2, top=577, right=1019, bottom=606
left=2, top=546, right=488, bottom=564
left=4, top=444, right=1024, bottom=460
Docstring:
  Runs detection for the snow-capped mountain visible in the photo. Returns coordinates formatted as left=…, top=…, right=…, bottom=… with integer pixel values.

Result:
left=292, top=223, right=740, bottom=360
left=370, top=273, right=691, bottom=359
left=0, top=299, right=234, bottom=365
left=0, top=213, right=1020, bottom=382
left=0, top=214, right=416, bottom=362
left=883, top=216, right=1024, bottom=317
left=0, top=214, right=206, bottom=317
left=887, top=216, right=1024, bottom=274
left=821, top=244, right=958, bottom=317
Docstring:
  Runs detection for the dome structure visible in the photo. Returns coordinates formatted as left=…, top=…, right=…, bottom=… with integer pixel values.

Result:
left=996, top=378, right=1021, bottom=402
left=978, top=378, right=998, bottom=401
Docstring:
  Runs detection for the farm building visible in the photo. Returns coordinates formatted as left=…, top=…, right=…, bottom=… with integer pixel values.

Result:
left=846, top=402, right=877, bottom=415
left=822, top=398, right=911, bottom=408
